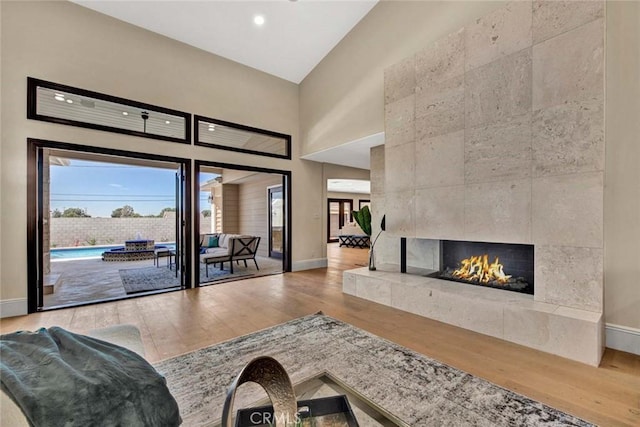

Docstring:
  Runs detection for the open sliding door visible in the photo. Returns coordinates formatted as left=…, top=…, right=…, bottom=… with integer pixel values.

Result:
left=175, top=164, right=190, bottom=288
left=268, top=185, right=284, bottom=259
left=27, top=139, right=191, bottom=312
left=27, top=144, right=45, bottom=312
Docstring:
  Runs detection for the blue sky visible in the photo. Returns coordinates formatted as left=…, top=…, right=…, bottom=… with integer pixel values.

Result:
left=50, top=159, right=211, bottom=217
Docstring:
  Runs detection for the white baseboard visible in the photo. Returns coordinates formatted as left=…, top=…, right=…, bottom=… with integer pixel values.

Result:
left=291, top=258, right=328, bottom=272
left=605, top=323, right=640, bottom=355
left=0, top=298, right=28, bottom=319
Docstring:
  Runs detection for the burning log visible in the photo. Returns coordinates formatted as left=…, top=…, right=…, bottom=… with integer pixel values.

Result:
left=452, top=254, right=512, bottom=284
left=433, top=253, right=529, bottom=291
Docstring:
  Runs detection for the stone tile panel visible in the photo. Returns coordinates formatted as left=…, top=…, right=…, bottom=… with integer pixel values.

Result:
left=384, top=55, right=416, bottom=104
left=385, top=95, right=415, bottom=148
left=503, top=305, right=602, bottom=366
left=406, top=238, right=440, bottom=270
left=415, top=186, right=465, bottom=240
left=416, top=28, right=465, bottom=90
left=447, top=292, right=505, bottom=338
left=532, top=0, right=604, bottom=44
left=465, top=113, right=532, bottom=184
left=356, top=276, right=392, bottom=305
left=465, top=48, right=532, bottom=128
left=385, top=190, right=415, bottom=237
left=465, top=1, right=533, bottom=71
left=370, top=145, right=385, bottom=195
left=535, top=245, right=603, bottom=312
left=415, top=130, right=464, bottom=189
left=532, top=18, right=604, bottom=111
left=342, top=271, right=357, bottom=295
left=391, top=280, right=439, bottom=319
left=416, top=75, right=464, bottom=138
left=532, top=96, right=604, bottom=177
left=532, top=172, right=603, bottom=248
left=464, top=179, right=532, bottom=244
left=385, top=142, right=415, bottom=193
left=370, top=194, right=385, bottom=236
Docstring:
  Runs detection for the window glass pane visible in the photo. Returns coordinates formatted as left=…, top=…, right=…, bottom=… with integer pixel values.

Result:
left=195, top=116, right=290, bottom=159
left=28, top=78, right=190, bottom=143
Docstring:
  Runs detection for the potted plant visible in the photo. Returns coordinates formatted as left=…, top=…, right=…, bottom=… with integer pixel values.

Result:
left=352, top=206, right=385, bottom=271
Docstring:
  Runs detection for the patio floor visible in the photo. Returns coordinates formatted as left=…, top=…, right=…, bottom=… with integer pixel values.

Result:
left=44, top=255, right=284, bottom=309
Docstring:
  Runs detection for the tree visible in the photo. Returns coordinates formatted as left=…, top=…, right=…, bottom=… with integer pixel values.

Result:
left=157, top=207, right=176, bottom=217
left=201, top=209, right=211, bottom=218
left=111, top=205, right=140, bottom=218
left=54, top=207, right=90, bottom=218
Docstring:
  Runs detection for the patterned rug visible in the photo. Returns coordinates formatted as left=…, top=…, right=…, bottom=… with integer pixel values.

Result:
left=153, top=314, right=593, bottom=426
left=119, top=265, right=253, bottom=294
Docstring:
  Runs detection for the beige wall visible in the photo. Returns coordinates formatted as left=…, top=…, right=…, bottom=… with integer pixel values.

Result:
left=299, top=1, right=504, bottom=156
left=221, top=185, right=240, bottom=235
left=0, top=1, right=324, bottom=304
left=238, top=175, right=282, bottom=258
left=604, top=1, right=640, bottom=330
left=48, top=216, right=207, bottom=248
left=0, top=0, right=3, bottom=297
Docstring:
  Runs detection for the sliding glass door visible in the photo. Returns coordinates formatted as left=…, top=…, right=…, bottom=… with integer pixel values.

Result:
left=27, top=139, right=190, bottom=312
left=195, top=161, right=291, bottom=287
left=268, top=186, right=284, bottom=259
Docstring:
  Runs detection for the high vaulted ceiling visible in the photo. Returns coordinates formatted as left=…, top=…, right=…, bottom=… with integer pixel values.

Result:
left=72, top=0, right=378, bottom=84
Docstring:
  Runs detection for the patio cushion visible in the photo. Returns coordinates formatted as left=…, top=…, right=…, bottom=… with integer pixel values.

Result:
left=201, top=247, right=229, bottom=257
left=204, top=235, right=219, bottom=248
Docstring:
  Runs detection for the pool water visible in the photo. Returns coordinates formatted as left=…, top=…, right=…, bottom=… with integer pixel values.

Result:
left=51, top=243, right=176, bottom=260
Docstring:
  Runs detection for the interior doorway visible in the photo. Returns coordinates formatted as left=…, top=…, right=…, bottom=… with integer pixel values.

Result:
left=27, top=140, right=191, bottom=312
left=327, top=199, right=353, bottom=243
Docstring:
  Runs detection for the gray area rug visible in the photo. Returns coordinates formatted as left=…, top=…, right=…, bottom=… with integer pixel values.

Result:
left=119, top=265, right=254, bottom=293
left=153, top=314, right=593, bottom=426
left=119, top=267, right=180, bottom=294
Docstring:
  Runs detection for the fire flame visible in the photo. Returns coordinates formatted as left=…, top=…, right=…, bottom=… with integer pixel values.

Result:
left=452, top=254, right=512, bottom=284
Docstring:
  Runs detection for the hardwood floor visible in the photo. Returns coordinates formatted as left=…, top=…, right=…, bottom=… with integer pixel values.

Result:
left=1, top=243, right=639, bottom=426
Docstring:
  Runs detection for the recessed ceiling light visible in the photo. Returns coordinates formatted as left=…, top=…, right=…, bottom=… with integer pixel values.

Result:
left=122, top=111, right=129, bottom=116
left=54, top=95, right=65, bottom=102
left=165, top=120, right=171, bottom=124
left=66, top=99, right=73, bottom=104
left=208, top=125, right=215, bottom=131
left=253, top=15, right=265, bottom=26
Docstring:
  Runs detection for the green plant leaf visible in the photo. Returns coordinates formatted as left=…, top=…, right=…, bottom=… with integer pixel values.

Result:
left=352, top=205, right=372, bottom=236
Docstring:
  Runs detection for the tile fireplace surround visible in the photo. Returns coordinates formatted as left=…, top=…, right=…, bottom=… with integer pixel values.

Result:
left=359, top=1, right=606, bottom=366
left=343, top=265, right=603, bottom=366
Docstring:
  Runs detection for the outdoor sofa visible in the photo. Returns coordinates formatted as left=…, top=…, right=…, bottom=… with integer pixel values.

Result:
left=199, top=233, right=261, bottom=276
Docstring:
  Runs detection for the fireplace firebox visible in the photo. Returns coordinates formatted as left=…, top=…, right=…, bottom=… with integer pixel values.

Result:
left=429, top=240, right=534, bottom=295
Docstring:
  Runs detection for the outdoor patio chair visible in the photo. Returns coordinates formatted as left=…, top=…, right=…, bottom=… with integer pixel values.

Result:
left=201, top=236, right=261, bottom=277
left=228, top=236, right=261, bottom=273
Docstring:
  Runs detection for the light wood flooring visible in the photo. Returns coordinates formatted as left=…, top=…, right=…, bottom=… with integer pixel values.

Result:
left=1, top=244, right=639, bottom=426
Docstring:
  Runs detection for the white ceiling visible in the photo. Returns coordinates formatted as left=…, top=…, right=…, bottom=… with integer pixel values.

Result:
left=72, top=0, right=378, bottom=84
left=301, top=132, right=384, bottom=170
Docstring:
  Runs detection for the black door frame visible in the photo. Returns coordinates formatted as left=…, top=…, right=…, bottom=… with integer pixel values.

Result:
left=26, top=138, right=192, bottom=313
left=194, top=160, right=292, bottom=285
left=327, top=198, right=354, bottom=243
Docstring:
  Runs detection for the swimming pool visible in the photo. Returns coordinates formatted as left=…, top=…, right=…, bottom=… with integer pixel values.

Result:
left=51, top=243, right=176, bottom=260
